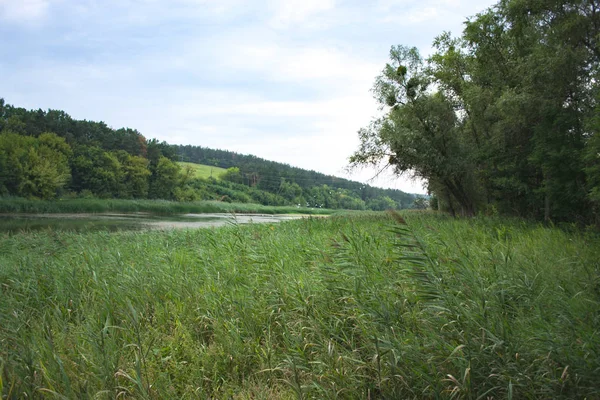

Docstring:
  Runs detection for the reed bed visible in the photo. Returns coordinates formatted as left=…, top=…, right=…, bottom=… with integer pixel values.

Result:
left=1, top=211, right=599, bottom=398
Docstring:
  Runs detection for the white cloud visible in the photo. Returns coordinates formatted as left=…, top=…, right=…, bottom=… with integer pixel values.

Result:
left=405, top=7, right=438, bottom=23
left=268, top=0, right=336, bottom=28
left=377, top=0, right=496, bottom=26
left=0, top=0, right=51, bottom=23
left=217, top=41, right=381, bottom=92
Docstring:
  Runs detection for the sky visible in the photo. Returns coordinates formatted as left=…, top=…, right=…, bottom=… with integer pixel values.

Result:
left=0, top=0, right=498, bottom=194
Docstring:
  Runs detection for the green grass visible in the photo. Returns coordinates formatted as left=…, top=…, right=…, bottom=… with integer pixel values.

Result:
left=0, top=198, right=335, bottom=215
left=178, top=161, right=228, bottom=180
left=1, top=211, right=599, bottom=398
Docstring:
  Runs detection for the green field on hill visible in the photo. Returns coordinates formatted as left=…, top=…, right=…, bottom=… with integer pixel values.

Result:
left=178, top=161, right=228, bottom=180
left=2, top=211, right=599, bottom=398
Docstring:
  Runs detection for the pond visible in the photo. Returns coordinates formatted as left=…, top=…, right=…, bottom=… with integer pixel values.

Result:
left=0, top=213, right=308, bottom=234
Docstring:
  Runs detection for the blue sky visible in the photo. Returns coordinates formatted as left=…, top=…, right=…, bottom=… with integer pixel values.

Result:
left=0, top=0, right=497, bottom=194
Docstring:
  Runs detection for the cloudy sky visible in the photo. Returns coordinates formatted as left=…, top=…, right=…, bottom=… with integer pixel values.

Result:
left=0, top=0, right=497, bottom=194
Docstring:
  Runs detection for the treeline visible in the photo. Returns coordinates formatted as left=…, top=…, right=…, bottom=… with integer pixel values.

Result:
left=0, top=100, right=179, bottom=200
left=352, top=0, right=600, bottom=224
left=0, top=99, right=415, bottom=210
left=176, top=144, right=416, bottom=208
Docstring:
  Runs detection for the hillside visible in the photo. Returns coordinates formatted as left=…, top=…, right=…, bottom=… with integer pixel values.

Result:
left=175, top=145, right=415, bottom=208
left=177, top=162, right=227, bottom=180
left=0, top=99, right=417, bottom=210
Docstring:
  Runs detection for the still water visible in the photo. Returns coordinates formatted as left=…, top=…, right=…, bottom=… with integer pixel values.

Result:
left=0, top=213, right=306, bottom=234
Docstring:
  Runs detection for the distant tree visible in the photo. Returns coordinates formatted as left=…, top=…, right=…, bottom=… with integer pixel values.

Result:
left=279, top=178, right=303, bottom=202
left=147, top=139, right=177, bottom=166
left=3, top=116, right=27, bottom=135
left=71, top=146, right=124, bottom=198
left=0, top=132, right=71, bottom=199
left=105, top=128, right=148, bottom=157
left=336, top=190, right=367, bottom=210
left=179, top=164, right=195, bottom=186
left=114, top=150, right=151, bottom=198
left=32, top=133, right=72, bottom=198
left=0, top=132, right=36, bottom=196
left=221, top=167, right=243, bottom=184
left=149, top=156, right=181, bottom=199
left=367, top=196, right=397, bottom=211
left=412, top=197, right=429, bottom=210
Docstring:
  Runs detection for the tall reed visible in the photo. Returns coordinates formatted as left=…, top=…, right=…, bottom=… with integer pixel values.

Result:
left=1, top=211, right=598, bottom=398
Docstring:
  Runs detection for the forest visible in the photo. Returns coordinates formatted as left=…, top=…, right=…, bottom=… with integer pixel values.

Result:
left=0, top=99, right=416, bottom=211
left=351, top=0, right=600, bottom=224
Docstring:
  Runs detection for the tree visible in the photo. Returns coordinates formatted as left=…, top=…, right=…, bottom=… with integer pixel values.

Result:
left=31, top=133, right=72, bottom=198
left=0, top=132, right=36, bottom=196
left=351, top=0, right=600, bottom=222
left=461, top=0, right=596, bottom=221
left=115, top=150, right=151, bottom=198
left=221, top=167, right=243, bottom=184
left=149, top=156, right=181, bottom=199
left=367, top=195, right=397, bottom=211
left=0, top=132, right=71, bottom=199
left=71, top=146, right=124, bottom=198
left=350, top=46, right=479, bottom=216
left=279, top=178, right=303, bottom=202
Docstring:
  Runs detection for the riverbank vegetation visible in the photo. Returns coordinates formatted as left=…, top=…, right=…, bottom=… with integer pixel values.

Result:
left=0, top=198, right=334, bottom=215
left=0, top=100, right=415, bottom=211
left=1, top=211, right=599, bottom=398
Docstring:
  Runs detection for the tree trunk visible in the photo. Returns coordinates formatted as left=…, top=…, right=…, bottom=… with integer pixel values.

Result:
left=543, top=171, right=551, bottom=222
left=444, top=178, right=476, bottom=217
left=544, top=191, right=551, bottom=222
left=445, top=188, right=456, bottom=217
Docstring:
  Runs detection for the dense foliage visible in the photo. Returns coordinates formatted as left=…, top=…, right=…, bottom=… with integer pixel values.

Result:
left=1, top=212, right=599, bottom=398
left=351, top=0, right=600, bottom=223
left=176, top=144, right=416, bottom=209
left=0, top=99, right=416, bottom=210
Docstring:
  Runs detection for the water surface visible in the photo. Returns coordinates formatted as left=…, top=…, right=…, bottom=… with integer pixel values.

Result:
left=0, top=213, right=307, bottom=234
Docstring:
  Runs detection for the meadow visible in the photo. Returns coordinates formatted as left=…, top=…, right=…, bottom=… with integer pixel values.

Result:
left=177, top=162, right=228, bottom=180
left=1, top=211, right=599, bottom=399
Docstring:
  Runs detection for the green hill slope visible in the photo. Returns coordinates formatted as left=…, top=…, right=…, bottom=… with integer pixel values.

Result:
left=0, top=98, right=417, bottom=210
left=178, top=162, right=227, bottom=180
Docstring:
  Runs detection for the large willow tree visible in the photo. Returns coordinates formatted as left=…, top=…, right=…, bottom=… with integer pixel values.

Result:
left=351, top=0, right=600, bottom=222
